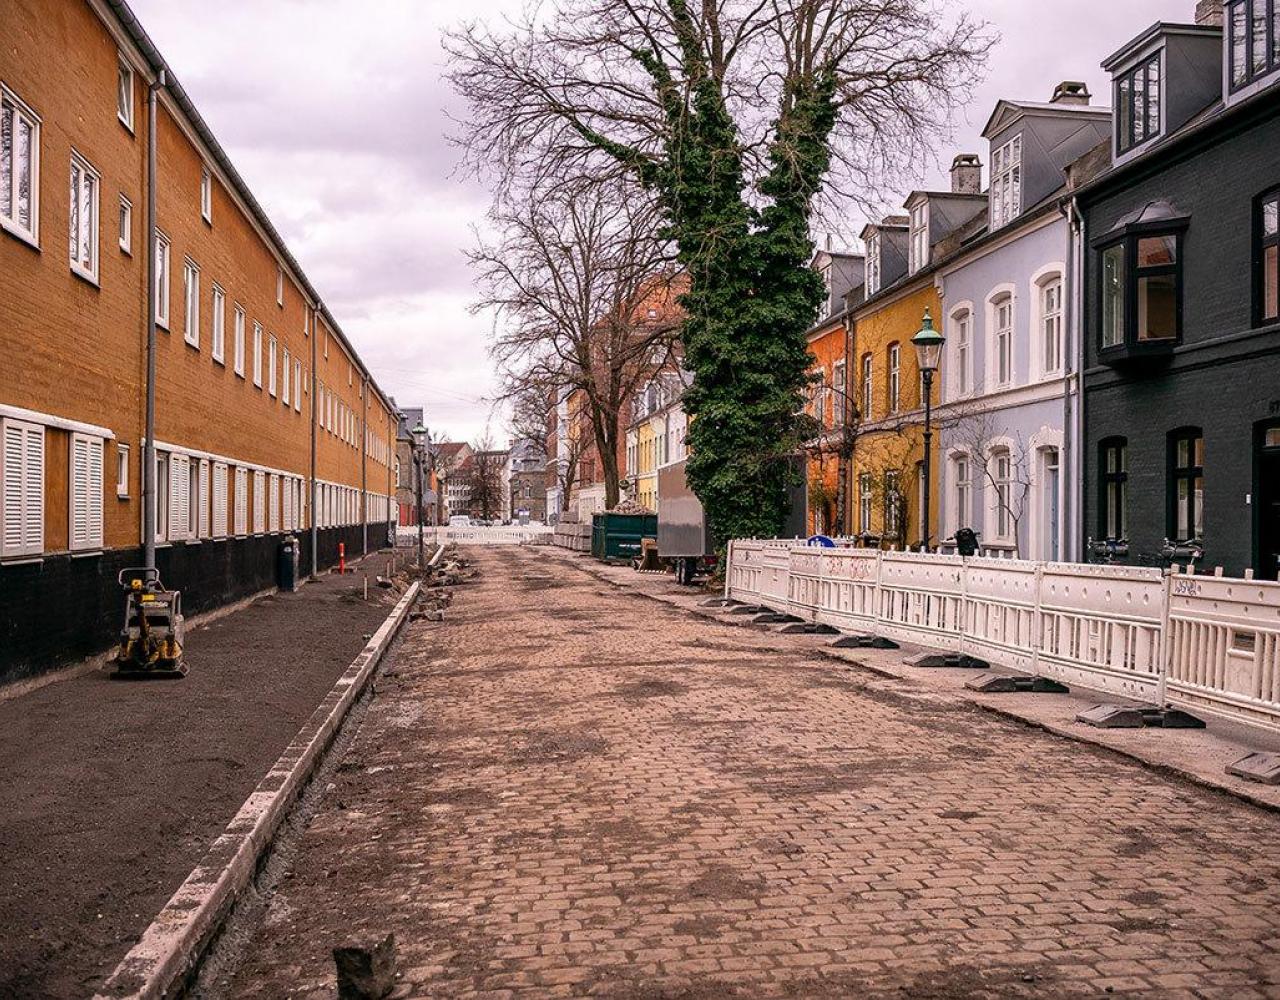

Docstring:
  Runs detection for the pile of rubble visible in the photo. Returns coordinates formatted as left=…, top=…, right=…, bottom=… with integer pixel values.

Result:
left=608, top=499, right=655, bottom=515
left=408, top=546, right=476, bottom=623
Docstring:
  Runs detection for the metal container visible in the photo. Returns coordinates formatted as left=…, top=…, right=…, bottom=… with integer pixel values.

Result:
left=591, top=512, right=658, bottom=562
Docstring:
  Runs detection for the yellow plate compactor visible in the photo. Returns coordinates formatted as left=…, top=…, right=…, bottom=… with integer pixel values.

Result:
left=112, top=568, right=187, bottom=679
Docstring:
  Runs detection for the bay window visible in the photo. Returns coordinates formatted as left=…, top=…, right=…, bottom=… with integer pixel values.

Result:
left=1097, top=225, right=1184, bottom=360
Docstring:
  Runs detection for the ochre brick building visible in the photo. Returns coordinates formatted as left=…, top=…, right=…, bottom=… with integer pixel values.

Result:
left=0, top=0, right=396, bottom=682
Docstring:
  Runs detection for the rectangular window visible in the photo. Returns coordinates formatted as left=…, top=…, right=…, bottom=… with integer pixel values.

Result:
left=2, top=85, right=42, bottom=245
left=885, top=471, right=901, bottom=539
left=210, top=285, right=226, bottom=363
left=276, top=265, right=284, bottom=306
left=1261, top=190, right=1279, bottom=323
left=155, top=453, right=168, bottom=542
left=253, top=470, right=266, bottom=533
left=1135, top=235, right=1178, bottom=341
left=183, top=259, right=200, bottom=347
left=908, top=202, right=928, bottom=273
left=116, top=442, right=130, bottom=498
left=282, top=348, right=291, bottom=405
left=990, top=135, right=1022, bottom=229
left=1100, top=438, right=1128, bottom=540
left=995, top=297, right=1013, bottom=386
left=1228, top=0, right=1280, bottom=90
left=1042, top=279, right=1062, bottom=374
left=993, top=451, right=1012, bottom=541
left=954, top=456, right=971, bottom=533
left=117, top=56, right=134, bottom=130
left=212, top=462, right=228, bottom=538
left=832, top=360, right=846, bottom=425
left=201, top=167, right=212, bottom=223
left=294, top=360, right=302, bottom=412
left=861, top=354, right=873, bottom=420
left=168, top=454, right=190, bottom=542
left=268, top=336, right=278, bottom=397
left=269, top=473, right=280, bottom=532
left=234, top=466, right=248, bottom=535
left=866, top=231, right=881, bottom=296
left=888, top=344, right=900, bottom=413
left=69, top=434, right=104, bottom=551
left=1101, top=243, right=1126, bottom=348
left=154, top=230, right=170, bottom=328
left=233, top=306, right=246, bottom=376
left=69, top=152, right=100, bottom=282
left=118, top=195, right=132, bottom=254
left=253, top=323, right=263, bottom=387
left=193, top=458, right=208, bottom=539
left=1169, top=430, right=1204, bottom=541
left=954, top=311, right=971, bottom=395
left=1115, top=54, right=1161, bottom=154
left=1, top=419, right=44, bottom=557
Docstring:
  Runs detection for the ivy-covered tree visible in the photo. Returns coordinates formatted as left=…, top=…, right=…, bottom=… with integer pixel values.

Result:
left=449, top=0, right=992, bottom=547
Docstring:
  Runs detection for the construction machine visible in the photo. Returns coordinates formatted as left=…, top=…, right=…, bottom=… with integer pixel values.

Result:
left=112, top=568, right=186, bottom=679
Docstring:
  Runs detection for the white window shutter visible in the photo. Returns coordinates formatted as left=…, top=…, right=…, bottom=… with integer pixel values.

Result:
left=269, top=473, right=280, bottom=532
left=70, top=436, right=90, bottom=550
left=198, top=458, right=210, bottom=538
left=234, top=467, right=248, bottom=536
left=213, top=462, right=227, bottom=538
left=4, top=421, right=44, bottom=557
left=169, top=455, right=190, bottom=541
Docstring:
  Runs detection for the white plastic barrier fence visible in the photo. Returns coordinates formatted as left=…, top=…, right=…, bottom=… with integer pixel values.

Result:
left=397, top=526, right=554, bottom=547
left=724, top=541, right=1280, bottom=735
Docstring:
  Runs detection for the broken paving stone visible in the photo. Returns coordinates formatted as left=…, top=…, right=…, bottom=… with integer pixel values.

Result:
left=334, top=932, right=397, bottom=1000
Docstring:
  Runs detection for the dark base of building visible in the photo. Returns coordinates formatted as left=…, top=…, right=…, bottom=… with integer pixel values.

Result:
left=0, top=523, right=394, bottom=687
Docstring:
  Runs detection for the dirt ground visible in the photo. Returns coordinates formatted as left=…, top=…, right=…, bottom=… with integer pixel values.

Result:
left=220, top=546, right=1280, bottom=999
left=0, top=552, right=407, bottom=1000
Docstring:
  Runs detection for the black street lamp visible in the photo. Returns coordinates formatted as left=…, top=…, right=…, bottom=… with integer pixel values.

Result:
left=412, top=421, right=428, bottom=570
left=911, top=309, right=945, bottom=552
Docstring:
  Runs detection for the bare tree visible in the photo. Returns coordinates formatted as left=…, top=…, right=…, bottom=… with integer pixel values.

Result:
left=949, top=409, right=1033, bottom=558
left=472, top=178, right=681, bottom=510
left=466, top=435, right=508, bottom=522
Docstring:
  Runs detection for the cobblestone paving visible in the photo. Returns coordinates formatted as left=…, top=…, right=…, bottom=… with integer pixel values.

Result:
left=226, top=547, right=1280, bottom=999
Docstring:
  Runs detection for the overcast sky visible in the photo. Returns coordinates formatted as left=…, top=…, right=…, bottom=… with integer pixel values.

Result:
left=130, top=0, right=1179, bottom=444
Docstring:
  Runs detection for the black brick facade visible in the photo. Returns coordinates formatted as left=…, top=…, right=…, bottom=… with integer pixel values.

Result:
left=0, top=524, right=392, bottom=686
left=1081, top=99, right=1280, bottom=577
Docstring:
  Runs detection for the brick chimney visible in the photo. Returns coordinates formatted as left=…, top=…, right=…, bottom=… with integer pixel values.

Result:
left=1195, top=0, right=1224, bottom=25
left=950, top=154, right=982, bottom=195
left=1050, top=81, right=1092, bottom=106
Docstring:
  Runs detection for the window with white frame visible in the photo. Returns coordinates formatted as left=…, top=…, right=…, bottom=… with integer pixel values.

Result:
left=1040, top=277, right=1063, bottom=376
left=183, top=259, right=200, bottom=347
left=866, top=231, right=881, bottom=296
left=118, top=195, right=131, bottom=254
left=212, top=461, right=227, bottom=538
left=155, top=453, right=168, bottom=541
left=2, top=85, right=41, bottom=245
left=233, top=306, right=245, bottom=376
left=253, top=470, right=265, bottom=533
left=990, top=135, right=1022, bottom=229
left=993, top=294, right=1014, bottom=387
left=200, top=167, right=212, bottom=223
left=991, top=447, right=1013, bottom=542
left=276, top=265, right=284, bottom=306
left=269, top=473, right=280, bottom=532
left=887, top=343, right=901, bottom=413
left=952, top=454, right=971, bottom=534
left=154, top=229, right=171, bottom=328
left=168, top=454, right=190, bottom=541
left=211, top=284, right=225, bottom=364
left=234, top=466, right=248, bottom=535
left=252, top=323, right=263, bottom=387
left=908, top=202, right=928, bottom=274
left=268, top=336, right=278, bottom=396
left=69, top=152, right=100, bottom=282
left=282, top=348, right=291, bottom=405
left=952, top=308, right=972, bottom=396
left=198, top=459, right=210, bottom=538
left=832, top=360, right=846, bottom=425
left=187, top=458, right=202, bottom=539
left=884, top=470, right=902, bottom=539
left=859, top=473, right=873, bottom=533
left=861, top=354, right=873, bottom=420
left=1, top=419, right=44, bottom=558
left=294, top=360, right=302, bottom=412
left=116, top=442, right=130, bottom=497
left=117, top=56, right=134, bottom=130
left=68, top=434, right=104, bottom=551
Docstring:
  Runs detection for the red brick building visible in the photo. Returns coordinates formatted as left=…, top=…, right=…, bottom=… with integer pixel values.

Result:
left=0, top=0, right=397, bottom=682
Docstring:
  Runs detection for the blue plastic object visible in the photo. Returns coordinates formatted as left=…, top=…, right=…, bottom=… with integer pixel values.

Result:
left=807, top=534, right=836, bottom=548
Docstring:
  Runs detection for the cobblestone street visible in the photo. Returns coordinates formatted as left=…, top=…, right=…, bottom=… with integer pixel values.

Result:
left=226, top=547, right=1280, bottom=999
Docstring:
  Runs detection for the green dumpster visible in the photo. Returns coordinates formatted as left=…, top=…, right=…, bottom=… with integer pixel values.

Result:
left=591, top=511, right=658, bottom=562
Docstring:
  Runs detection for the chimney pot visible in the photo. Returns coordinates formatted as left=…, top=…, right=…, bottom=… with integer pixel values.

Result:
left=1195, top=0, right=1223, bottom=25
left=1051, top=81, right=1092, bottom=106
left=950, top=154, right=983, bottom=195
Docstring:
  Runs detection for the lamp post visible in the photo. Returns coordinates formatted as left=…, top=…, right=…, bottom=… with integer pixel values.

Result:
left=412, top=421, right=427, bottom=570
left=911, top=309, right=945, bottom=552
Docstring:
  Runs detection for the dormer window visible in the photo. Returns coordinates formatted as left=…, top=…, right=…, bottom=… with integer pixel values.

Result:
left=990, top=135, right=1022, bottom=229
left=908, top=203, right=928, bottom=274
left=866, top=232, right=881, bottom=295
left=1116, top=54, right=1161, bottom=154
left=1228, top=0, right=1280, bottom=91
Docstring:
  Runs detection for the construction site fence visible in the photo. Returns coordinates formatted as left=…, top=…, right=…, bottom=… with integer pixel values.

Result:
left=726, top=540, right=1280, bottom=734
left=395, top=525, right=554, bottom=547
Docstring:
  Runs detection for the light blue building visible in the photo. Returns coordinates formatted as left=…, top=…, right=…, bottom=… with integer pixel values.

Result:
left=934, top=83, right=1111, bottom=561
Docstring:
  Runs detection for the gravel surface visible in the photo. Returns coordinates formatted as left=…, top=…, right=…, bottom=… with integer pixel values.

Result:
left=0, top=553, right=407, bottom=1000
left=221, top=546, right=1280, bottom=998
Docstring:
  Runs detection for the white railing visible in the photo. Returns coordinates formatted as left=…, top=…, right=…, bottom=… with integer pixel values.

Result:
left=725, top=542, right=1280, bottom=735
left=396, top=525, right=554, bottom=547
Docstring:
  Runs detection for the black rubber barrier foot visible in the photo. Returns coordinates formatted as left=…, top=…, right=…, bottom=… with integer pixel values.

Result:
left=753, top=612, right=803, bottom=625
left=965, top=672, right=1070, bottom=694
left=831, top=635, right=900, bottom=650
left=727, top=605, right=769, bottom=615
left=904, top=652, right=990, bottom=669
left=1076, top=704, right=1206, bottom=729
left=777, top=622, right=839, bottom=635
left=1226, top=752, right=1280, bottom=784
